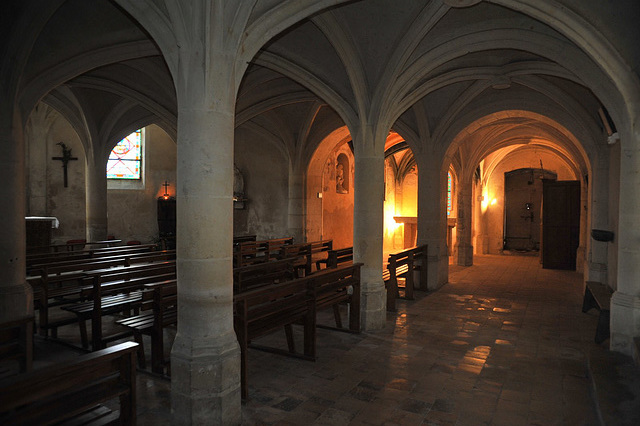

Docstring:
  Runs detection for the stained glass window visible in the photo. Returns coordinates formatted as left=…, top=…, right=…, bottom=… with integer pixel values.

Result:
left=447, top=171, right=452, bottom=216
left=107, top=130, right=142, bottom=179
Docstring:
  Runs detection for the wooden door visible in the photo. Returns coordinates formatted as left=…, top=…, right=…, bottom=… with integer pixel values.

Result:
left=504, top=169, right=555, bottom=251
left=542, top=180, right=580, bottom=270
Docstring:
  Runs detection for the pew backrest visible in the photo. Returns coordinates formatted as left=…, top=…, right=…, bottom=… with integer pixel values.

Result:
left=233, top=258, right=298, bottom=293
left=0, top=341, right=138, bottom=425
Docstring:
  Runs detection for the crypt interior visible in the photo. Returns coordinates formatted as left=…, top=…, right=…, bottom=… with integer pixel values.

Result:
left=1, top=0, right=640, bottom=424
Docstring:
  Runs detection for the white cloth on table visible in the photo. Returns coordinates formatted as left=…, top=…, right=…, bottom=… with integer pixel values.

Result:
left=25, top=216, right=60, bottom=228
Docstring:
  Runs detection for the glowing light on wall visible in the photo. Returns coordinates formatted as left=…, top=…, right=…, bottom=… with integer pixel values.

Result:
left=481, top=188, right=489, bottom=213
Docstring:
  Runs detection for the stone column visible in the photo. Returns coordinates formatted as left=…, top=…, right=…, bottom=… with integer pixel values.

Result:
left=610, top=123, right=640, bottom=355
left=85, top=151, right=109, bottom=241
left=416, top=152, right=449, bottom=290
left=575, top=179, right=588, bottom=273
left=0, top=104, right=33, bottom=322
left=455, top=184, right=473, bottom=266
left=352, top=125, right=386, bottom=330
left=25, top=104, right=54, bottom=216
left=475, top=182, right=490, bottom=254
left=586, top=160, right=609, bottom=283
left=288, top=166, right=305, bottom=242
left=170, top=53, right=241, bottom=424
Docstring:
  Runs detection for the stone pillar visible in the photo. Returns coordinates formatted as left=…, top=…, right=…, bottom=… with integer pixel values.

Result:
left=288, top=166, right=305, bottom=242
left=416, top=152, right=449, bottom=290
left=576, top=179, right=588, bottom=273
left=455, top=184, right=473, bottom=266
left=475, top=182, right=490, bottom=254
left=0, top=104, right=33, bottom=322
left=85, top=151, right=109, bottom=241
left=352, top=126, right=386, bottom=330
left=587, top=161, right=609, bottom=283
left=610, top=123, right=640, bottom=355
left=170, top=54, right=241, bottom=425
left=25, top=104, right=54, bottom=216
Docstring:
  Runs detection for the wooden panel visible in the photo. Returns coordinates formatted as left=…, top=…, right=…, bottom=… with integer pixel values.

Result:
left=542, top=180, right=580, bottom=270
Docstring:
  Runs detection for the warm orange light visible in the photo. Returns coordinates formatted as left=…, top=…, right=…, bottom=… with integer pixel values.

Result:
left=490, top=198, right=497, bottom=206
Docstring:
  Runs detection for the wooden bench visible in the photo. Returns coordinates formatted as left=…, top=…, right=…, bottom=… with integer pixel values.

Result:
left=0, top=316, right=33, bottom=378
left=277, top=243, right=314, bottom=276
left=62, top=262, right=176, bottom=350
left=233, top=234, right=257, bottom=245
left=0, top=341, right=138, bottom=425
left=277, top=240, right=333, bottom=276
left=384, top=244, right=428, bottom=311
left=234, top=278, right=315, bottom=399
left=233, top=237, right=294, bottom=267
left=233, top=257, right=298, bottom=293
left=309, top=263, right=361, bottom=333
left=117, top=280, right=177, bottom=374
left=26, top=244, right=159, bottom=271
left=29, top=253, right=175, bottom=336
left=582, top=281, right=613, bottom=344
left=307, top=239, right=333, bottom=272
left=316, top=247, right=353, bottom=270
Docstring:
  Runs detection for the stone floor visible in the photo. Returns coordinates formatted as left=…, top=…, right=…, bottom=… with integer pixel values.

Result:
left=25, top=254, right=640, bottom=425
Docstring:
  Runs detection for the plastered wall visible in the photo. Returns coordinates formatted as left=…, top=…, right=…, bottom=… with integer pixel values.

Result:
left=321, top=144, right=354, bottom=249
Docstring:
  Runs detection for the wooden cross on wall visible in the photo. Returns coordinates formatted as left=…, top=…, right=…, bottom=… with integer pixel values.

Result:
left=51, top=142, right=78, bottom=188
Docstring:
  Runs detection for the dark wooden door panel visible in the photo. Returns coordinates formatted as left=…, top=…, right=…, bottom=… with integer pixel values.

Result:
left=542, top=180, right=580, bottom=270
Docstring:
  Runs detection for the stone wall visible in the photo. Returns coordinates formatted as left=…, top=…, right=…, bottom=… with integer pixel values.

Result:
left=234, top=126, right=289, bottom=240
left=25, top=106, right=177, bottom=244
left=321, top=143, right=354, bottom=249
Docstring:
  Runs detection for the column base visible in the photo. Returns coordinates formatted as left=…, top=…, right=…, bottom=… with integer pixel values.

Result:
left=576, top=245, right=586, bottom=274
left=361, top=280, right=386, bottom=331
left=171, top=331, right=241, bottom=425
left=426, top=247, right=449, bottom=291
left=455, top=242, right=473, bottom=266
left=0, top=282, right=33, bottom=322
left=610, top=291, right=640, bottom=356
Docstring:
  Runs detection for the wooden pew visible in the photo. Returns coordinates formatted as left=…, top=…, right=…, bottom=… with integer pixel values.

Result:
left=316, top=247, right=353, bottom=270
left=277, top=243, right=313, bottom=276
left=117, top=280, right=177, bottom=374
left=0, top=316, right=33, bottom=378
left=27, top=243, right=158, bottom=263
left=0, top=341, right=138, bottom=425
left=233, top=234, right=257, bottom=245
left=62, top=262, right=176, bottom=350
left=29, top=251, right=175, bottom=337
left=233, top=237, right=294, bottom=267
left=233, top=262, right=363, bottom=398
left=307, top=239, right=333, bottom=272
left=582, top=281, right=613, bottom=344
left=308, top=263, right=361, bottom=333
left=26, top=239, right=123, bottom=255
left=234, top=278, right=315, bottom=399
left=384, top=244, right=428, bottom=311
left=279, top=240, right=333, bottom=275
left=233, top=257, right=298, bottom=293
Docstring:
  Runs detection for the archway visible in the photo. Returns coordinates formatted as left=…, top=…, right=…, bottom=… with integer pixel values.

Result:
left=444, top=111, right=591, bottom=271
